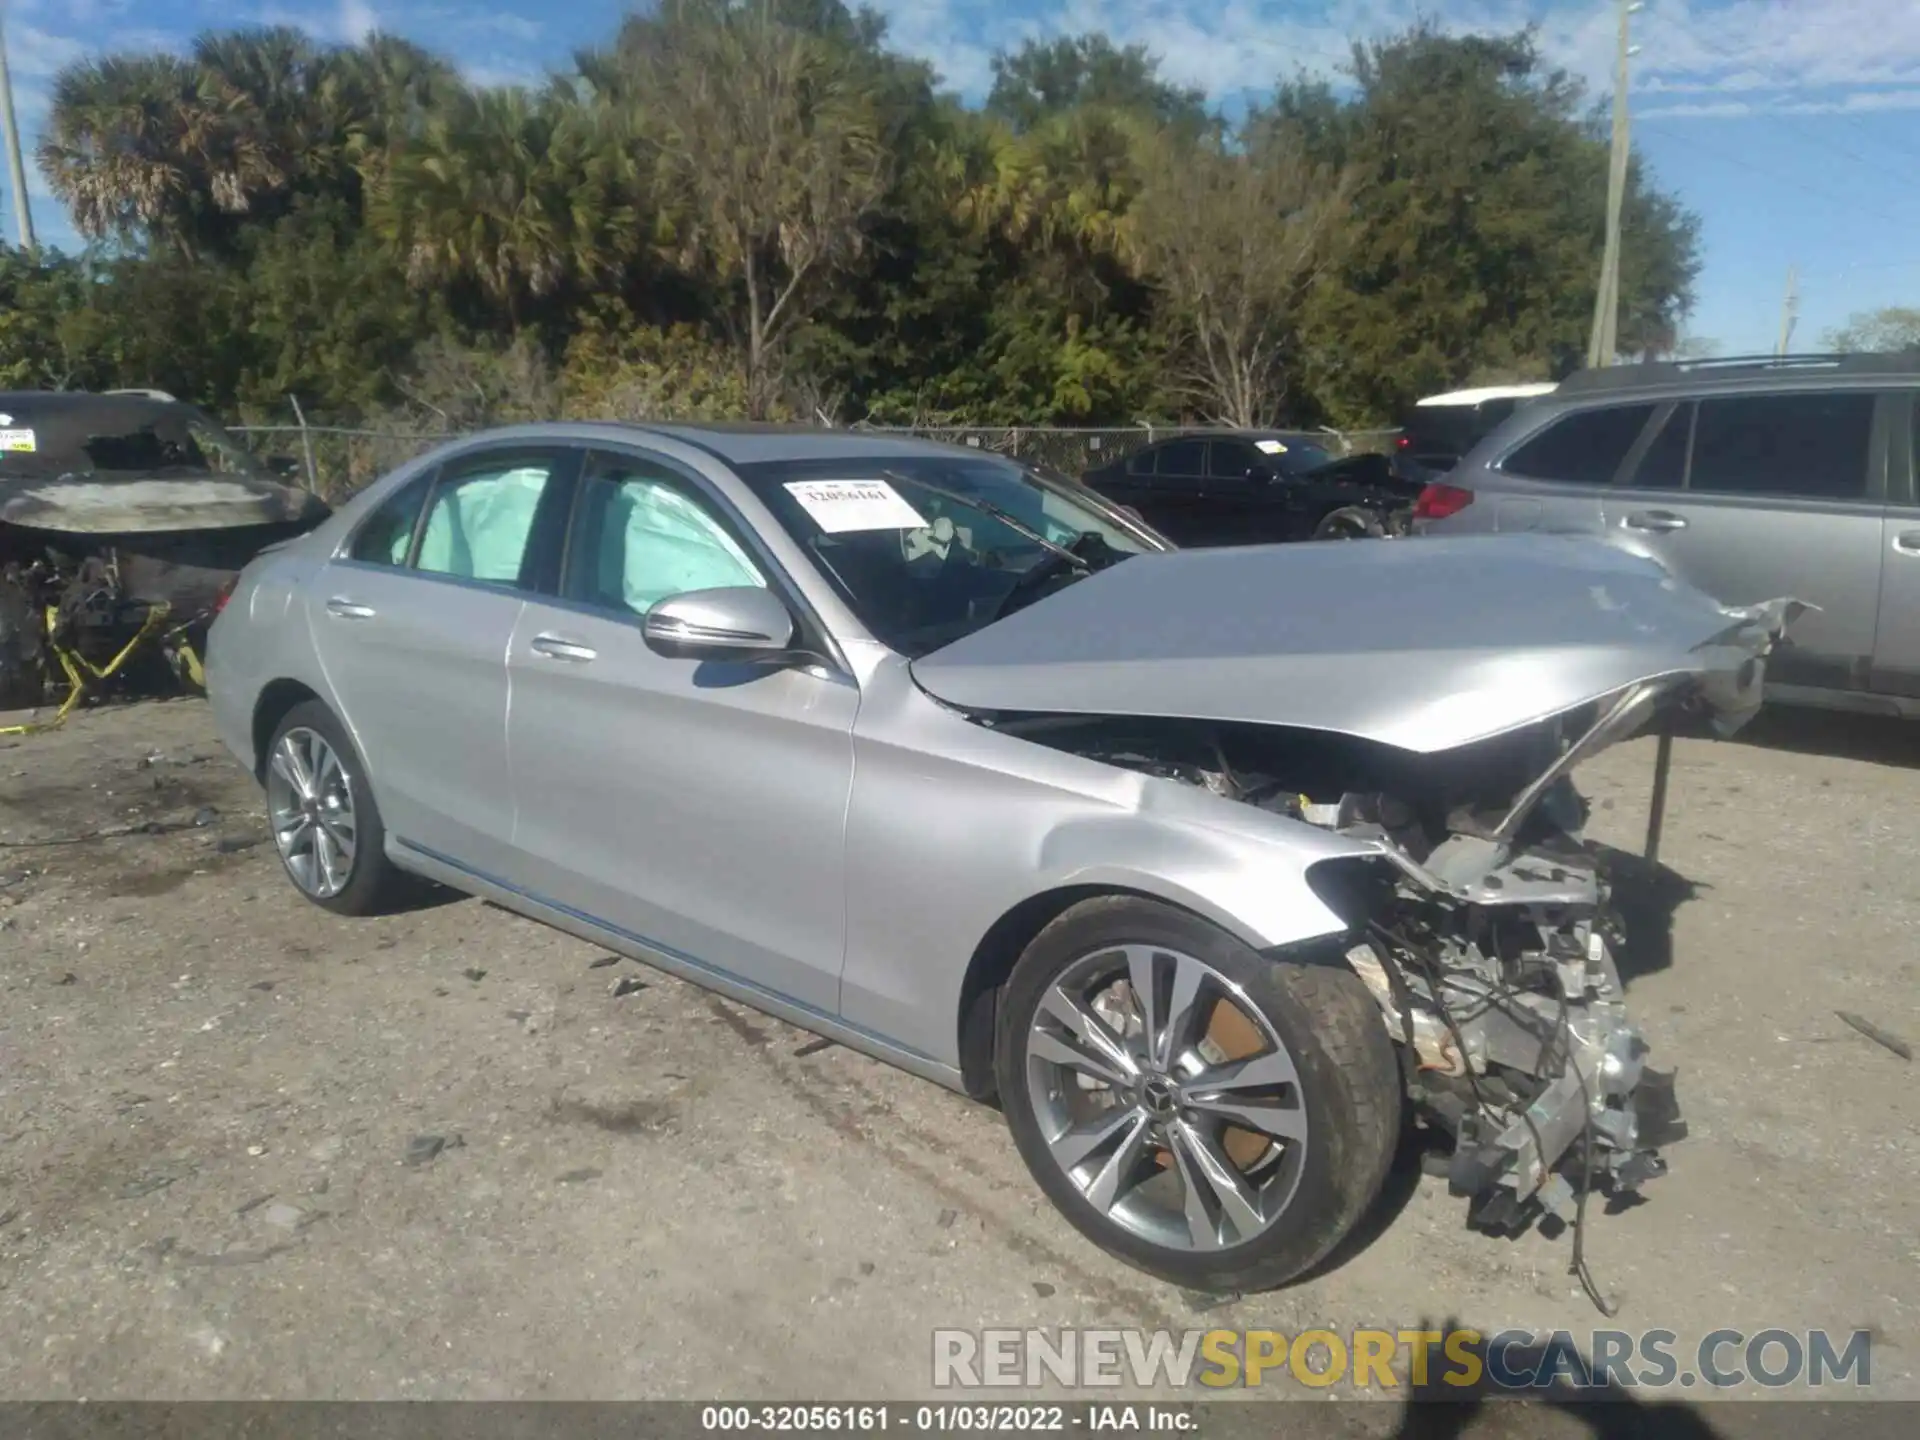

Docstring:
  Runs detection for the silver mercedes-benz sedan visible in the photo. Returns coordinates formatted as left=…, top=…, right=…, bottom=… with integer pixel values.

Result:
left=205, top=423, right=1797, bottom=1294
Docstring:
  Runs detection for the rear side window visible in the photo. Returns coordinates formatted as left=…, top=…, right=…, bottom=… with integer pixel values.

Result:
left=415, top=457, right=564, bottom=587
left=1688, top=393, right=1875, bottom=501
left=1502, top=404, right=1655, bottom=485
left=347, top=475, right=430, bottom=565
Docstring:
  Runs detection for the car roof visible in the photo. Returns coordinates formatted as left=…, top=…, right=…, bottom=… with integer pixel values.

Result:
left=1551, top=351, right=1920, bottom=402
left=0, top=390, right=200, bottom=423
left=628, top=423, right=983, bottom=466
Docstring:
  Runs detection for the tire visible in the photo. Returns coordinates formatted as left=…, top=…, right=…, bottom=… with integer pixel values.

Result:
left=1312, top=506, right=1386, bottom=541
left=264, top=698, right=411, bottom=916
left=0, top=568, right=46, bottom=711
left=995, top=896, right=1402, bottom=1293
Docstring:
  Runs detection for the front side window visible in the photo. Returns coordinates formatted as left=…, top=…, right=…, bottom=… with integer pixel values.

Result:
left=1624, top=404, right=1692, bottom=490
left=1206, top=440, right=1259, bottom=479
left=736, top=454, right=1159, bottom=656
left=415, top=457, right=561, bottom=586
left=1503, top=404, right=1655, bottom=485
left=1688, top=392, right=1875, bottom=501
left=564, top=460, right=766, bottom=617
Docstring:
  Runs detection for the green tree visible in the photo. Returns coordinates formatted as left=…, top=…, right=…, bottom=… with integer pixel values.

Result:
left=598, top=0, right=892, bottom=415
left=1827, top=307, right=1920, bottom=353
left=987, top=34, right=1208, bottom=135
left=1131, top=126, right=1354, bottom=426
left=368, top=82, right=631, bottom=336
left=1263, top=26, right=1700, bottom=425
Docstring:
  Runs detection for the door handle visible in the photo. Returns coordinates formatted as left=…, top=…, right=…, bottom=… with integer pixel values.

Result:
left=324, top=596, right=376, bottom=620
left=1622, top=510, right=1688, bottom=533
left=1893, top=531, right=1920, bottom=557
left=529, top=633, right=598, bottom=663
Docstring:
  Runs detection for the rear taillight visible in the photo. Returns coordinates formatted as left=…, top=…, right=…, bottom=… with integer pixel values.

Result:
left=1396, top=434, right=1411, bottom=449
left=212, top=578, right=238, bottom=616
left=1413, top=483, right=1474, bottom=521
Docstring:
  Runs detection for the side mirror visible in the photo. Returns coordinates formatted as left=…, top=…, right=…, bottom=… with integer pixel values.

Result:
left=643, top=586, right=796, bottom=661
left=1247, top=464, right=1278, bottom=484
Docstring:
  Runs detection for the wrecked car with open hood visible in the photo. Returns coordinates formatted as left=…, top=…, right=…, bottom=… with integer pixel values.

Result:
left=204, top=427, right=1795, bottom=1298
left=0, top=390, right=330, bottom=713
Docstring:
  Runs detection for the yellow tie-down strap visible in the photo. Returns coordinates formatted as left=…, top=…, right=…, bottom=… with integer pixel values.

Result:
left=0, top=601, right=177, bottom=737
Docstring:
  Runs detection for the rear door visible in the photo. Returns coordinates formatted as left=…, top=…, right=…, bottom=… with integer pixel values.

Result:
left=1601, top=389, right=1887, bottom=693
left=307, top=444, right=578, bottom=874
left=503, top=446, right=859, bottom=1014
left=1871, top=390, right=1920, bottom=699
left=1493, top=401, right=1655, bottom=534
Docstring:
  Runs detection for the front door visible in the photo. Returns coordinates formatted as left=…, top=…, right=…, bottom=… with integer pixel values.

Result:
left=1602, top=391, right=1888, bottom=693
left=505, top=447, right=858, bottom=1015
left=307, top=445, right=577, bottom=875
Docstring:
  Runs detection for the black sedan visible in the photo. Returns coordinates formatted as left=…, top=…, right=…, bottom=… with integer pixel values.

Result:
left=1080, top=431, right=1420, bottom=548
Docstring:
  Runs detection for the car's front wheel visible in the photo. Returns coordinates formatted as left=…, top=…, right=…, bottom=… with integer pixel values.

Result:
left=995, top=897, right=1402, bottom=1293
left=264, top=699, right=410, bottom=916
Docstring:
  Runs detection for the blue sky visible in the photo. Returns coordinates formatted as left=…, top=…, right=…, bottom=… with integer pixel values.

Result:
left=7, top=0, right=1920, bottom=355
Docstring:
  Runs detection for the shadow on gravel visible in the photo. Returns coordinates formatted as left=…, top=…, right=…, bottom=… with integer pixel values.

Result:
left=1734, top=707, right=1920, bottom=769
left=1593, top=844, right=1701, bottom=987
left=1381, top=1326, right=1721, bottom=1440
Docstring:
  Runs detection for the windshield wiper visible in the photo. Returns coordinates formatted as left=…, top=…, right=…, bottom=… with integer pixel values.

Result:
left=879, top=470, right=1092, bottom=573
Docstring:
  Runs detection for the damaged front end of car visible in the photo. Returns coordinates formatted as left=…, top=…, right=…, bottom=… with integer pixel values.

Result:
left=909, top=535, right=1802, bottom=1252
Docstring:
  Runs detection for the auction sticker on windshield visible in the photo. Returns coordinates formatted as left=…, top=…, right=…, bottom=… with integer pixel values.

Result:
left=1255, top=439, right=1289, bottom=455
left=786, top=479, right=928, bottom=533
left=0, top=428, right=37, bottom=453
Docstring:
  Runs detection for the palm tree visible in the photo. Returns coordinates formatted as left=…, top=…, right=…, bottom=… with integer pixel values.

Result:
left=38, top=53, right=277, bottom=258
left=948, top=105, right=1150, bottom=270
left=369, top=83, right=604, bottom=333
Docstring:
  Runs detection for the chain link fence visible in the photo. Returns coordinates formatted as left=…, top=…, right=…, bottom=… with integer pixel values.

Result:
left=232, top=421, right=1406, bottom=503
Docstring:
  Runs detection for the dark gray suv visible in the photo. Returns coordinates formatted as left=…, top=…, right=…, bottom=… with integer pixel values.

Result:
left=1413, top=353, right=1920, bottom=716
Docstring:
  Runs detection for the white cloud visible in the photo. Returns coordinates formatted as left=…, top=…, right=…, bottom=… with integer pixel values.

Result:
left=338, top=0, right=379, bottom=44
left=866, top=0, right=1920, bottom=117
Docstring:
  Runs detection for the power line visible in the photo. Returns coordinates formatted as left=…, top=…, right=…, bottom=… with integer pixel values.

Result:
left=1636, top=119, right=1920, bottom=230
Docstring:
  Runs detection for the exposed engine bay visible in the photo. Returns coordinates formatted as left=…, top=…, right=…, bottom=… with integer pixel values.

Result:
left=986, top=686, right=1714, bottom=1253
left=0, top=524, right=304, bottom=713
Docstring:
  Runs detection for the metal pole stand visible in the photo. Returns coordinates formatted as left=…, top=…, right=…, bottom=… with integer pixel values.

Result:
left=1644, top=728, right=1674, bottom=865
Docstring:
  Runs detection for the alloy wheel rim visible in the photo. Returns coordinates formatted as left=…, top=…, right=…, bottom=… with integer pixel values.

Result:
left=1025, top=945, right=1309, bottom=1253
left=266, top=727, right=357, bottom=899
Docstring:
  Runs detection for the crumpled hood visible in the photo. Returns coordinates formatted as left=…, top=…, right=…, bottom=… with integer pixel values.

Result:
left=910, top=534, right=1800, bottom=753
left=0, top=474, right=331, bottom=534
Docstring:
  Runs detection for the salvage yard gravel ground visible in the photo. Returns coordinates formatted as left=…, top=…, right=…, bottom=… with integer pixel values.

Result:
left=0, top=698, right=1914, bottom=1421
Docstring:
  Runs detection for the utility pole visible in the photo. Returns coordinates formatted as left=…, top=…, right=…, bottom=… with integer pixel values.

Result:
left=1776, top=264, right=1799, bottom=356
left=0, top=2, right=35, bottom=255
left=1587, top=0, right=1641, bottom=369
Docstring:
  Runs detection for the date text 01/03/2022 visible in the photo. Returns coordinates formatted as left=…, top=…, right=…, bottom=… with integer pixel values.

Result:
left=698, top=1404, right=1195, bottom=1432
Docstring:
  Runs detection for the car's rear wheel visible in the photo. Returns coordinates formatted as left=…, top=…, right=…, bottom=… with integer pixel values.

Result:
left=995, top=896, right=1401, bottom=1293
left=1312, top=506, right=1385, bottom=541
left=264, top=699, right=409, bottom=916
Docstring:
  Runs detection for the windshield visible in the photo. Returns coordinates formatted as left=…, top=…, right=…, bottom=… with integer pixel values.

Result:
left=0, top=405, right=264, bottom=481
left=736, top=453, right=1163, bottom=656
